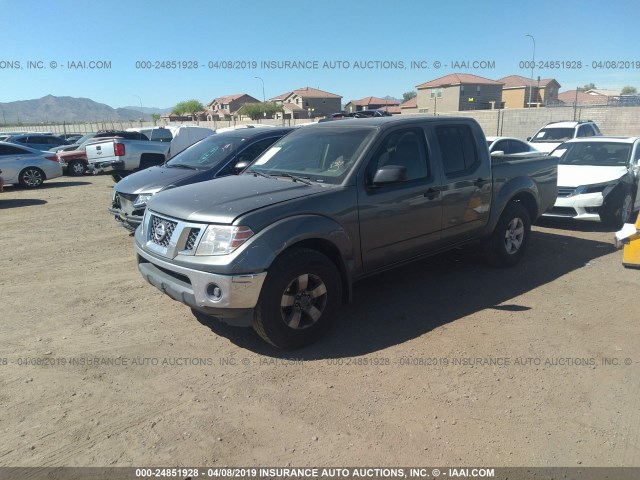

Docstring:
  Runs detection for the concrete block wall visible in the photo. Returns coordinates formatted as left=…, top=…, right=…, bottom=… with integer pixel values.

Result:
left=410, top=106, right=640, bottom=140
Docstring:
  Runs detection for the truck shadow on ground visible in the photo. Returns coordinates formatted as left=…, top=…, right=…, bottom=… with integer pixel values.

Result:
left=193, top=229, right=615, bottom=358
left=0, top=198, right=47, bottom=209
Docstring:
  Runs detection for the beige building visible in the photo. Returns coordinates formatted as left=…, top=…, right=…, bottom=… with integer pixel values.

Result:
left=399, top=96, right=418, bottom=114
left=498, top=75, right=561, bottom=108
left=415, top=73, right=504, bottom=113
left=344, top=96, right=400, bottom=113
left=206, top=93, right=260, bottom=120
left=270, top=87, right=342, bottom=119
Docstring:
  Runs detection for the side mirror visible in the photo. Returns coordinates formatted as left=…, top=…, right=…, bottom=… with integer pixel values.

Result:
left=526, top=137, right=531, bottom=141
left=234, top=160, right=251, bottom=173
left=372, top=165, right=407, bottom=185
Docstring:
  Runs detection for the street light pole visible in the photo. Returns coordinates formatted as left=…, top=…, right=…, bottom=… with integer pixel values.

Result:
left=525, top=34, right=536, bottom=108
left=254, top=76, right=265, bottom=103
left=133, top=94, right=143, bottom=124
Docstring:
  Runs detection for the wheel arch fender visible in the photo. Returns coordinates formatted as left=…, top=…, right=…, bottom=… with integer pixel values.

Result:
left=484, top=177, right=539, bottom=236
left=234, top=215, right=355, bottom=303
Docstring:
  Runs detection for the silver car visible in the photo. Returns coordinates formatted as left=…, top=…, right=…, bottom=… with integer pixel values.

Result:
left=0, top=141, right=63, bottom=188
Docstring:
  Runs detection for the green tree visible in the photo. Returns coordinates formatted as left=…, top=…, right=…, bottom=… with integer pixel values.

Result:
left=621, top=85, right=637, bottom=95
left=403, top=91, right=417, bottom=102
left=172, top=99, right=204, bottom=121
left=151, top=113, right=161, bottom=125
left=578, top=83, right=596, bottom=91
left=239, top=102, right=284, bottom=120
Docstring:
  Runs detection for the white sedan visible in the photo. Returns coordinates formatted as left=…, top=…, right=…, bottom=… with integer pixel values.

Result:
left=0, top=141, right=63, bottom=188
left=486, top=136, right=540, bottom=156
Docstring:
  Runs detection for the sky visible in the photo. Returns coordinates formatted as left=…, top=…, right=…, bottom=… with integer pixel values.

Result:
left=1, top=0, right=639, bottom=109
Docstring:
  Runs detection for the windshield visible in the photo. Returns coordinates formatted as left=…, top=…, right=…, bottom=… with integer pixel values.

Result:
left=531, top=127, right=574, bottom=142
left=556, top=142, right=632, bottom=166
left=74, top=133, right=96, bottom=146
left=165, top=134, right=245, bottom=169
left=247, top=127, right=375, bottom=184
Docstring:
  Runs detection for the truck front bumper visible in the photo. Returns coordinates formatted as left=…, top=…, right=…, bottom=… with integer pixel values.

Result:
left=135, top=243, right=266, bottom=327
left=88, top=160, right=124, bottom=174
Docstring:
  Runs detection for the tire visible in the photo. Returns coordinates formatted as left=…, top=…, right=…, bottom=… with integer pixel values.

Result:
left=19, top=167, right=45, bottom=188
left=252, top=248, right=342, bottom=349
left=602, top=190, right=633, bottom=228
left=483, top=202, right=531, bottom=267
left=67, top=160, right=85, bottom=176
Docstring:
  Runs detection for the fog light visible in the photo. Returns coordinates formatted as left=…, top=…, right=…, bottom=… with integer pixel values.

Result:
left=207, top=283, right=223, bottom=301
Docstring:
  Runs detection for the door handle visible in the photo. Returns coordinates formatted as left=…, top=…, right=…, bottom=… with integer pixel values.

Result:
left=474, top=177, right=488, bottom=188
left=424, top=188, right=441, bottom=200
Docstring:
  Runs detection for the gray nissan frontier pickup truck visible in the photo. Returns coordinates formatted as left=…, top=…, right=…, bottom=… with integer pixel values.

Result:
left=135, top=116, right=558, bottom=348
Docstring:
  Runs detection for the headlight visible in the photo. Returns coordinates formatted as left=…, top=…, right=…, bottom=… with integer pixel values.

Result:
left=133, top=193, right=154, bottom=208
left=575, top=182, right=618, bottom=195
left=195, top=225, right=254, bottom=256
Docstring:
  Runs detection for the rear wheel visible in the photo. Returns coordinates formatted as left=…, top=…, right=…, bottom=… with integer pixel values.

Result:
left=19, top=167, right=45, bottom=188
left=252, top=248, right=342, bottom=349
left=67, top=160, right=85, bottom=176
left=484, top=202, right=531, bottom=267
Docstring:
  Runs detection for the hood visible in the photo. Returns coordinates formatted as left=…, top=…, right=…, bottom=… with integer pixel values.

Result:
left=557, top=165, right=628, bottom=187
left=147, top=174, right=327, bottom=224
left=528, top=142, right=560, bottom=153
left=115, top=165, right=200, bottom=195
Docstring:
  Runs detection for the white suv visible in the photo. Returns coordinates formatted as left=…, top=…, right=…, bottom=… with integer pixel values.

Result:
left=528, top=121, right=602, bottom=153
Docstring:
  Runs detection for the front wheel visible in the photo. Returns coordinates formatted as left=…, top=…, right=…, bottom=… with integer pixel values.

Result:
left=19, top=167, right=45, bottom=188
left=252, top=248, right=342, bottom=349
left=483, top=202, right=531, bottom=267
left=602, top=191, right=633, bottom=228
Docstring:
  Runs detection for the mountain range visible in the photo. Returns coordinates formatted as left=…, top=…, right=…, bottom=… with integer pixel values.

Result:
left=0, top=95, right=171, bottom=124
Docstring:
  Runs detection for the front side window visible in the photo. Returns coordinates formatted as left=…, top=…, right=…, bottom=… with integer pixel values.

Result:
left=365, top=128, right=429, bottom=184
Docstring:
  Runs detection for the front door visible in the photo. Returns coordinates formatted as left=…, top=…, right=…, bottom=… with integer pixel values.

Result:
left=358, top=127, right=443, bottom=271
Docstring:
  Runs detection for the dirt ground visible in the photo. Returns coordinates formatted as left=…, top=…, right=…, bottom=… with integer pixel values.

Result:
left=1, top=175, right=639, bottom=469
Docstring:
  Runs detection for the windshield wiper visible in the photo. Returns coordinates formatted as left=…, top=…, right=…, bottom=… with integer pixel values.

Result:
left=247, top=169, right=273, bottom=179
left=274, top=173, right=312, bottom=185
left=167, top=163, right=199, bottom=169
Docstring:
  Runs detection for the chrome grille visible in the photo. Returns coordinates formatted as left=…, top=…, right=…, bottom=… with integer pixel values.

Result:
left=150, top=215, right=177, bottom=247
left=557, top=187, right=576, bottom=197
left=185, top=229, right=200, bottom=251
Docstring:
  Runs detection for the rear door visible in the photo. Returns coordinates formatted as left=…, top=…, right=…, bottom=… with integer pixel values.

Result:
left=358, top=126, right=443, bottom=271
left=431, top=123, right=492, bottom=242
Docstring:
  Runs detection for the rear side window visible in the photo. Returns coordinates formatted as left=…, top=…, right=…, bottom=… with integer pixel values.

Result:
left=577, top=125, right=595, bottom=137
left=0, top=144, right=30, bottom=155
left=508, top=140, right=530, bottom=154
left=436, top=125, right=478, bottom=176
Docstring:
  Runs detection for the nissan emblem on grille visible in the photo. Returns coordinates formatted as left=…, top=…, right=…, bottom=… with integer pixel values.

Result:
left=154, top=221, right=168, bottom=243
left=150, top=215, right=177, bottom=248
